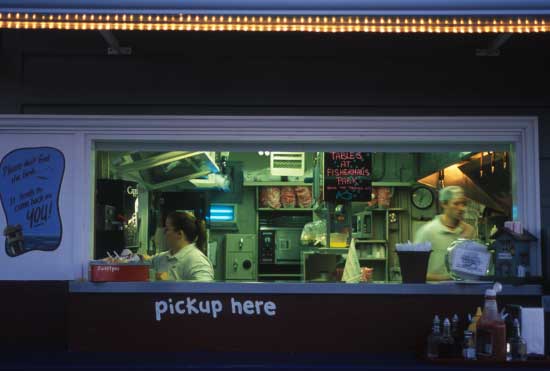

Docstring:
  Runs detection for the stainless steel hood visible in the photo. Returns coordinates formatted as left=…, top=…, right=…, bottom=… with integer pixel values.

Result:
left=113, top=151, right=226, bottom=191
left=417, top=152, right=511, bottom=214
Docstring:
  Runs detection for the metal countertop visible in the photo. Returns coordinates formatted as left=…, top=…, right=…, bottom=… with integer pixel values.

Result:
left=70, top=281, right=543, bottom=296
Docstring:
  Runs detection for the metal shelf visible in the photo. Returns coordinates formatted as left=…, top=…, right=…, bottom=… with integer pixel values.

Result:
left=114, top=151, right=219, bottom=190
left=368, top=207, right=408, bottom=212
left=244, top=181, right=310, bottom=186
left=303, top=248, right=348, bottom=254
left=257, top=208, right=316, bottom=211
left=372, top=182, right=413, bottom=187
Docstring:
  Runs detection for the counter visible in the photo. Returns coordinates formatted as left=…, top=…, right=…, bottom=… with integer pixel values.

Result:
left=67, top=281, right=545, bottom=353
left=0, top=281, right=545, bottom=355
left=70, top=281, right=543, bottom=296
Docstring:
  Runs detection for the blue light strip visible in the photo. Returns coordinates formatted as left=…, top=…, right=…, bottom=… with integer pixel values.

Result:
left=210, top=205, right=235, bottom=222
left=1, top=0, right=550, bottom=16
left=211, top=215, right=234, bottom=221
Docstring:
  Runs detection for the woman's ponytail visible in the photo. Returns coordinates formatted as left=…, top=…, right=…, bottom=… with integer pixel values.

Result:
left=195, top=218, right=207, bottom=254
left=167, top=211, right=208, bottom=254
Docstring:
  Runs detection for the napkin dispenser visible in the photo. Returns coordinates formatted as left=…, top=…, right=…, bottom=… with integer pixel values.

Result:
left=447, top=239, right=491, bottom=280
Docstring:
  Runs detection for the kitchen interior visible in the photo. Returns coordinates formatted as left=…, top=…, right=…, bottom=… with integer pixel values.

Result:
left=93, top=148, right=514, bottom=283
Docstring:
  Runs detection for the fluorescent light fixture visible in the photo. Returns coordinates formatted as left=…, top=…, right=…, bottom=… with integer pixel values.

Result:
left=209, top=204, right=237, bottom=223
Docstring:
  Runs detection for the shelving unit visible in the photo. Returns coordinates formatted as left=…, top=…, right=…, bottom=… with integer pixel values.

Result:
left=244, top=181, right=310, bottom=187
left=254, top=184, right=316, bottom=282
left=245, top=170, right=414, bottom=283
left=350, top=186, right=413, bottom=282
left=354, top=240, right=388, bottom=282
left=257, top=208, right=316, bottom=211
left=257, top=274, right=303, bottom=282
left=301, top=248, right=345, bottom=282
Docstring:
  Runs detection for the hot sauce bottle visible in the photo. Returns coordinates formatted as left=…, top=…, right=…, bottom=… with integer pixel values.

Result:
left=426, top=315, right=442, bottom=360
left=507, top=318, right=527, bottom=361
left=476, top=288, right=506, bottom=361
left=451, top=314, right=461, bottom=357
left=438, top=318, right=455, bottom=358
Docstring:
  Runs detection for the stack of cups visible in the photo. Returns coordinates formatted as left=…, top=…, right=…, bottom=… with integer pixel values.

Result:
left=504, top=221, right=523, bottom=234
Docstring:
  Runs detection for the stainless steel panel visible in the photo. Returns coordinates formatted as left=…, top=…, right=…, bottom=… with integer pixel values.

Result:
left=274, top=228, right=303, bottom=264
left=225, top=251, right=256, bottom=280
left=226, top=234, right=256, bottom=253
left=225, top=234, right=257, bottom=280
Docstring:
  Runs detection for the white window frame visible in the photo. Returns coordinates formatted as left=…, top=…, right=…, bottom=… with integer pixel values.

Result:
left=0, top=115, right=541, bottom=280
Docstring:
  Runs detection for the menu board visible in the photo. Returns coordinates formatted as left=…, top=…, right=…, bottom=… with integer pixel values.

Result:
left=324, top=152, right=372, bottom=202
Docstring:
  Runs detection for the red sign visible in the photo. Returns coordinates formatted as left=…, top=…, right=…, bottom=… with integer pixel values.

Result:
left=89, top=263, right=149, bottom=282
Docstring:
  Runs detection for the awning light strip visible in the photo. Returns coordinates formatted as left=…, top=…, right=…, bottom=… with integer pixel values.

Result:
left=0, top=13, right=548, bottom=33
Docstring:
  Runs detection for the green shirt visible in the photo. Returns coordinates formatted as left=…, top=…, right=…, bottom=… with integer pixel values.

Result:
left=152, top=243, right=214, bottom=281
left=414, top=216, right=475, bottom=277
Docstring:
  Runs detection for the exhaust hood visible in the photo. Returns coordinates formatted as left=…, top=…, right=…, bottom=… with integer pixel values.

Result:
left=113, top=151, right=227, bottom=191
left=417, top=152, right=511, bottom=214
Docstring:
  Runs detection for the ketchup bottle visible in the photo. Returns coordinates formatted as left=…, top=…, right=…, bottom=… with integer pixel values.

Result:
left=476, top=287, right=506, bottom=361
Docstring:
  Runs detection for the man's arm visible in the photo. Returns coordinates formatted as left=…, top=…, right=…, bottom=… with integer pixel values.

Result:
left=460, top=221, right=476, bottom=239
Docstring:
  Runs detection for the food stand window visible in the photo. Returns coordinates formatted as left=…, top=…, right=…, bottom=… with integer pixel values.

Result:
left=87, top=117, right=541, bottom=286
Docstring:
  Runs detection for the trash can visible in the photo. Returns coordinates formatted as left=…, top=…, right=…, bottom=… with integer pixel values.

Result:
left=397, top=251, right=431, bottom=283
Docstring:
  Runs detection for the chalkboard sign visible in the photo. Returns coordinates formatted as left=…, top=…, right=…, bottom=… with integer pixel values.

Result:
left=324, top=152, right=372, bottom=202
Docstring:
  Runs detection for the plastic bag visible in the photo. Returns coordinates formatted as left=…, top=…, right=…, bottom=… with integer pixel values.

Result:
left=377, top=187, right=393, bottom=208
left=260, top=187, right=281, bottom=208
left=280, top=186, right=296, bottom=208
left=295, top=186, right=313, bottom=208
left=301, top=219, right=327, bottom=246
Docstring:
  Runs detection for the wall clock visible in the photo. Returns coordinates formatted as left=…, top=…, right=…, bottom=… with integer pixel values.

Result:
left=411, top=186, right=434, bottom=210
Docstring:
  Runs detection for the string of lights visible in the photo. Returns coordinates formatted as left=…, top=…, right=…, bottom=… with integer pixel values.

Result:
left=0, top=12, right=548, bottom=33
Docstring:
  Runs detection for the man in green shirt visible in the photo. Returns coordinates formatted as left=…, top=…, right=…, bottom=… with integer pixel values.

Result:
left=414, top=186, right=476, bottom=281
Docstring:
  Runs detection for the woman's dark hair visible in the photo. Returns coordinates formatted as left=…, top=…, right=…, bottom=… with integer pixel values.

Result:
left=167, top=211, right=207, bottom=253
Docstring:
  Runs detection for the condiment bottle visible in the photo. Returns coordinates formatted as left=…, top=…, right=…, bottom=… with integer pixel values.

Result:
left=451, top=314, right=461, bottom=357
left=462, top=330, right=476, bottom=360
left=468, top=307, right=482, bottom=334
left=507, top=318, right=527, bottom=361
left=476, top=288, right=506, bottom=361
left=426, top=315, right=441, bottom=360
left=439, top=318, right=455, bottom=358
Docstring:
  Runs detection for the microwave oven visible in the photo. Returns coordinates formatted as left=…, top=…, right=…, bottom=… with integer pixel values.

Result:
left=259, top=227, right=304, bottom=265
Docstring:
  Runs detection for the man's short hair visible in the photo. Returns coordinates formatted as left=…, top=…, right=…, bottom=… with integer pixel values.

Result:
left=439, top=186, right=464, bottom=204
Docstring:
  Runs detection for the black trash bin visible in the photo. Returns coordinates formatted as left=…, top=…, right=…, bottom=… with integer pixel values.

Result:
left=397, top=251, right=432, bottom=283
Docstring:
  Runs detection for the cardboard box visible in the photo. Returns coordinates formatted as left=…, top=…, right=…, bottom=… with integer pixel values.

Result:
left=90, top=262, right=150, bottom=282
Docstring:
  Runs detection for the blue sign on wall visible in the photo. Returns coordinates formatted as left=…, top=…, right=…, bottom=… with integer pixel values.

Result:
left=0, top=147, right=65, bottom=257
